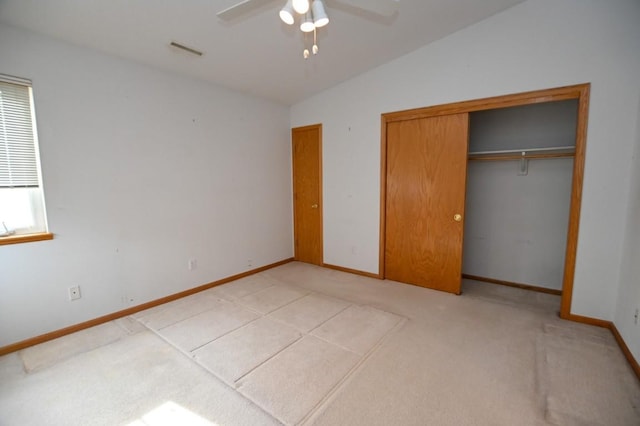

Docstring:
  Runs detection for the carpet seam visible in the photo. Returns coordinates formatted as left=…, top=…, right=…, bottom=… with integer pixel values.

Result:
left=189, top=290, right=338, bottom=352
left=232, top=284, right=310, bottom=315
left=125, top=281, right=412, bottom=425
left=303, top=302, right=353, bottom=334
left=188, top=315, right=264, bottom=353
left=307, top=305, right=404, bottom=355
left=232, top=317, right=406, bottom=426
left=128, top=319, right=286, bottom=424
left=230, top=296, right=355, bottom=381
left=299, top=316, right=408, bottom=426
left=233, top=334, right=305, bottom=385
left=267, top=295, right=353, bottom=333
left=142, top=294, right=227, bottom=331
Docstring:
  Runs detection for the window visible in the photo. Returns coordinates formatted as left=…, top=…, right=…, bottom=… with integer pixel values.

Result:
left=0, top=75, right=49, bottom=243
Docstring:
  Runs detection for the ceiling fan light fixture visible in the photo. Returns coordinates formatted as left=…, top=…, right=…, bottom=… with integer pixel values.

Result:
left=279, top=0, right=295, bottom=25
left=311, top=0, right=329, bottom=27
left=300, top=11, right=315, bottom=32
left=292, top=0, right=310, bottom=14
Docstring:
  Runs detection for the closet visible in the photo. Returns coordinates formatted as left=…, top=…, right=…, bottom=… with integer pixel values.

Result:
left=463, top=100, right=578, bottom=293
left=380, top=84, right=589, bottom=318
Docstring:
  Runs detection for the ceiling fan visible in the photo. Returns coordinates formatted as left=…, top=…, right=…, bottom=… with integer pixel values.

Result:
left=217, top=0, right=400, bottom=22
left=218, top=0, right=400, bottom=58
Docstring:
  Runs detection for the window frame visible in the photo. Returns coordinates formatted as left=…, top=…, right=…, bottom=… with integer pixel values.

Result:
left=0, top=232, right=53, bottom=246
left=0, top=74, right=52, bottom=246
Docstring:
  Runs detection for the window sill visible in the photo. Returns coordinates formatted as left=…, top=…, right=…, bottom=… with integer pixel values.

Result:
left=0, top=232, right=54, bottom=246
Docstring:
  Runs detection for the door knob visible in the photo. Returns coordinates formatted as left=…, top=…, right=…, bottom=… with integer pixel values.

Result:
left=311, top=204, right=318, bottom=209
left=453, top=214, right=462, bottom=222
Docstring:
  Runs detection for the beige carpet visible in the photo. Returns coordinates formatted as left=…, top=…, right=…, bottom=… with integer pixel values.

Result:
left=1, top=262, right=639, bottom=425
left=144, top=276, right=404, bottom=424
left=18, top=321, right=131, bottom=373
left=538, top=323, right=640, bottom=425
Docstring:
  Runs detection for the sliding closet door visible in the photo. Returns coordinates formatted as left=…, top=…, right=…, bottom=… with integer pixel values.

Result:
left=385, top=113, right=469, bottom=294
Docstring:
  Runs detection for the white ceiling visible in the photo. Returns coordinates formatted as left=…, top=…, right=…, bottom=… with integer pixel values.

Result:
left=0, top=0, right=525, bottom=105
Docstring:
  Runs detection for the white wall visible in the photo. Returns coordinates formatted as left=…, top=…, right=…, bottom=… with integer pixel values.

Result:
left=0, top=24, right=292, bottom=347
left=468, top=101, right=578, bottom=152
left=614, top=98, right=640, bottom=362
left=463, top=159, right=573, bottom=290
left=291, top=0, right=640, bottom=323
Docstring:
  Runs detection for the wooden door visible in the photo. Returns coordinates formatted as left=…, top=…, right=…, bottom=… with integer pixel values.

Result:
left=385, top=113, right=469, bottom=294
left=292, top=124, right=323, bottom=265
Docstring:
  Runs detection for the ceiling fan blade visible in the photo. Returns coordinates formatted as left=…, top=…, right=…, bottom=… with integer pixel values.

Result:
left=217, top=0, right=275, bottom=21
left=334, top=0, right=400, bottom=17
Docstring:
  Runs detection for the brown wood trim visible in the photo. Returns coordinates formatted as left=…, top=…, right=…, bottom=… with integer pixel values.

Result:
left=565, top=314, right=640, bottom=381
left=292, top=127, right=299, bottom=260
left=0, top=258, right=294, bottom=356
left=323, top=262, right=382, bottom=279
left=318, top=124, right=324, bottom=265
left=379, top=115, right=388, bottom=278
left=462, top=274, right=562, bottom=295
left=563, top=313, right=612, bottom=329
left=610, top=323, right=640, bottom=382
left=382, top=84, right=587, bottom=122
left=0, top=232, right=53, bottom=246
left=292, top=123, right=322, bottom=132
left=467, top=152, right=575, bottom=162
left=559, top=84, right=589, bottom=319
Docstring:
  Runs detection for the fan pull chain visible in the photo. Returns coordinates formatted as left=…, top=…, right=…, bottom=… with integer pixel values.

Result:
left=312, top=27, right=318, bottom=55
left=304, top=27, right=319, bottom=59
left=303, top=30, right=310, bottom=58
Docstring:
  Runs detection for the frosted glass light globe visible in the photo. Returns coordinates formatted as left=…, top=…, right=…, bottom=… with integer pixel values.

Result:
left=292, top=0, right=310, bottom=14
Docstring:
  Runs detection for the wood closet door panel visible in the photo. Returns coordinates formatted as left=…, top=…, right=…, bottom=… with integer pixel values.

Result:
left=385, top=113, right=469, bottom=294
left=292, top=125, right=323, bottom=265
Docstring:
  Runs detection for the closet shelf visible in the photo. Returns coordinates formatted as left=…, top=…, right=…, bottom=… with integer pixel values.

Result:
left=468, top=145, right=575, bottom=161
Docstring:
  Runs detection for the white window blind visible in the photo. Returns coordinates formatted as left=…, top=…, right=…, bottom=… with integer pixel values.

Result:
left=0, top=79, right=39, bottom=188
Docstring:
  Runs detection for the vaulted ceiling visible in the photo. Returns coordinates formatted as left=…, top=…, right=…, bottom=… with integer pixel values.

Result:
left=0, top=0, right=525, bottom=105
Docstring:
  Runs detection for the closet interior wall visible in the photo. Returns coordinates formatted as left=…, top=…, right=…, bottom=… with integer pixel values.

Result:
left=463, top=100, right=579, bottom=291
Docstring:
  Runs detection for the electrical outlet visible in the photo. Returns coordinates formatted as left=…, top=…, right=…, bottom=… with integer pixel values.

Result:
left=68, top=286, right=81, bottom=301
left=248, top=259, right=253, bottom=268
left=188, top=259, right=197, bottom=271
left=634, top=308, right=639, bottom=325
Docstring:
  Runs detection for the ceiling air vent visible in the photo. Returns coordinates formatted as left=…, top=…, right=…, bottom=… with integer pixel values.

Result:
left=169, top=41, right=203, bottom=57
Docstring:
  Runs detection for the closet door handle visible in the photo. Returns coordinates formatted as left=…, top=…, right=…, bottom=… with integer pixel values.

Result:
left=453, top=214, right=462, bottom=222
left=311, top=204, right=319, bottom=209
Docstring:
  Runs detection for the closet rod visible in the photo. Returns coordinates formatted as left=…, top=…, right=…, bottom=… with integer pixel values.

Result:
left=468, top=145, right=575, bottom=156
